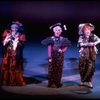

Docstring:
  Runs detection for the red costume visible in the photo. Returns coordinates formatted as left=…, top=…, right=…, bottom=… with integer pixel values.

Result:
left=0, top=21, right=26, bottom=86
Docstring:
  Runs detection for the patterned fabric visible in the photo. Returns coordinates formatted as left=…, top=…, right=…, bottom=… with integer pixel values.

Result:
left=78, top=34, right=99, bottom=82
left=78, top=34, right=100, bottom=54
left=0, top=30, right=26, bottom=86
left=41, top=36, right=71, bottom=47
left=79, top=47, right=96, bottom=82
left=48, top=51, right=64, bottom=87
left=42, top=36, right=71, bottom=88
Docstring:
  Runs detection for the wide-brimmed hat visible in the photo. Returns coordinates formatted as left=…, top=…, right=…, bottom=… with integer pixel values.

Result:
left=78, top=23, right=94, bottom=35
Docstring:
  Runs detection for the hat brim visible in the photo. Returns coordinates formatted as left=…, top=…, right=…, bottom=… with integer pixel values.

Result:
left=78, top=23, right=94, bottom=35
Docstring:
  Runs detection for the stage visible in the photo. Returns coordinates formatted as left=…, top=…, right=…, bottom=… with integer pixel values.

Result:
left=0, top=1, right=100, bottom=99
left=0, top=42, right=100, bottom=99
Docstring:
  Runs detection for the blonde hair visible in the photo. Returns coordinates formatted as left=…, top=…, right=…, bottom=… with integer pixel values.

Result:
left=53, top=26, right=62, bottom=33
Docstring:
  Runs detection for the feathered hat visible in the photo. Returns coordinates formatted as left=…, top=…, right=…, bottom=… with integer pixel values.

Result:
left=78, top=23, right=94, bottom=35
left=49, top=22, right=67, bottom=31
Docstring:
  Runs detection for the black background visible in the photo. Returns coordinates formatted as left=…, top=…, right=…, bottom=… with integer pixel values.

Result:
left=0, top=1, right=100, bottom=44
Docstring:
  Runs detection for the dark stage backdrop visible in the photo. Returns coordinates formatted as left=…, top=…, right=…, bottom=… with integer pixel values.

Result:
left=0, top=1, right=100, bottom=43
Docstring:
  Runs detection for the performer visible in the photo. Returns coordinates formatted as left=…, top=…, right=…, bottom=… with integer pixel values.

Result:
left=41, top=23, right=71, bottom=88
left=78, top=23, right=100, bottom=88
left=0, top=21, right=26, bottom=86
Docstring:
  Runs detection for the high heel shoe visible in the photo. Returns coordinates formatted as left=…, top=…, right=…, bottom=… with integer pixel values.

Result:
left=79, top=82, right=84, bottom=86
left=88, top=82, right=93, bottom=88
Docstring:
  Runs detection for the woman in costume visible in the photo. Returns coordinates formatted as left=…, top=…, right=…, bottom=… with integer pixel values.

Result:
left=1, top=21, right=26, bottom=86
left=78, top=23, right=100, bottom=88
left=41, top=23, right=71, bottom=88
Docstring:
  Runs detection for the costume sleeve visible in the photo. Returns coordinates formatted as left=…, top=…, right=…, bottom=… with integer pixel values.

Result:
left=61, top=37, right=71, bottom=47
left=41, top=37, right=53, bottom=45
left=94, top=34, right=100, bottom=45
left=2, top=29, right=11, bottom=46
left=94, top=34, right=100, bottom=42
left=77, top=35, right=84, bottom=47
left=19, top=33, right=26, bottom=42
left=78, top=36, right=83, bottom=43
left=2, top=29, right=10, bottom=43
left=18, top=33, right=26, bottom=47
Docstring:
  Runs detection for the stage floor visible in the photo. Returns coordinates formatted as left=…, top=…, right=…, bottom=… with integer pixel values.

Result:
left=0, top=42, right=100, bottom=99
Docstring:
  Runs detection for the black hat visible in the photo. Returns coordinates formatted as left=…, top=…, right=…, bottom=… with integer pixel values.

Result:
left=49, top=22, right=67, bottom=31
